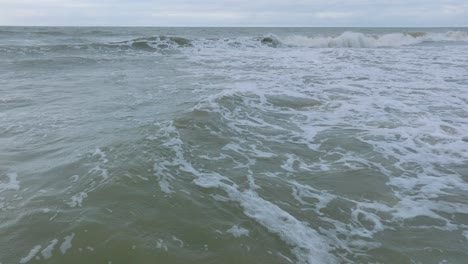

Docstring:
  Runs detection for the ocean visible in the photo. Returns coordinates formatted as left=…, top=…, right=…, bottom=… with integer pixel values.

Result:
left=1, top=27, right=468, bottom=264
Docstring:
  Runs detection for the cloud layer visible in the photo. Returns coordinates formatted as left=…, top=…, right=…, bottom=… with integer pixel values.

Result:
left=0, top=0, right=467, bottom=26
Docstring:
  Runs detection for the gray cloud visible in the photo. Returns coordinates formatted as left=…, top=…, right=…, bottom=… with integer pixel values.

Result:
left=0, top=0, right=467, bottom=26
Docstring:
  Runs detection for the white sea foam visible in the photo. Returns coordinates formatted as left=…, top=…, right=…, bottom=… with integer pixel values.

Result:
left=177, top=33, right=468, bottom=261
left=60, top=233, right=75, bottom=254
left=291, top=182, right=336, bottom=214
left=274, top=31, right=468, bottom=48
left=41, top=239, right=58, bottom=259
left=151, top=124, right=179, bottom=194
left=193, top=174, right=336, bottom=263
left=154, top=121, right=337, bottom=263
left=90, top=148, right=109, bottom=179
left=0, top=172, right=20, bottom=193
left=68, top=192, right=88, bottom=207
left=233, top=190, right=337, bottom=264
left=172, top=236, right=184, bottom=247
left=227, top=225, right=250, bottom=238
left=156, top=239, right=168, bottom=251
left=70, top=175, right=79, bottom=183
left=19, top=245, right=41, bottom=264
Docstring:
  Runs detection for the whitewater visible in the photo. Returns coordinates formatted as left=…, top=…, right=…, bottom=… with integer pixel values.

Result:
left=1, top=27, right=468, bottom=264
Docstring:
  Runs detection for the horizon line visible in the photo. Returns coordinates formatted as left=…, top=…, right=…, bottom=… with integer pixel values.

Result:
left=1, top=25, right=468, bottom=28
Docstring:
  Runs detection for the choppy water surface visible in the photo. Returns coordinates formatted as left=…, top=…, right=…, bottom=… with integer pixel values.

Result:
left=1, top=27, right=468, bottom=264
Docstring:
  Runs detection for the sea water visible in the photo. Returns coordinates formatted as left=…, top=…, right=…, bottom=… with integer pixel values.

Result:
left=1, top=27, right=468, bottom=263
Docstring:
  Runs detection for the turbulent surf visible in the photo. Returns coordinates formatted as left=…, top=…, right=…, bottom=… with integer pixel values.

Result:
left=1, top=27, right=468, bottom=264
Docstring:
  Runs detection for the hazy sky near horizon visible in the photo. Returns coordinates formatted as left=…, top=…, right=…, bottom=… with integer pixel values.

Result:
left=0, top=0, right=467, bottom=27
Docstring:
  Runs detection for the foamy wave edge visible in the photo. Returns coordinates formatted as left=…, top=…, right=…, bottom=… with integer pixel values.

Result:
left=264, top=31, right=468, bottom=48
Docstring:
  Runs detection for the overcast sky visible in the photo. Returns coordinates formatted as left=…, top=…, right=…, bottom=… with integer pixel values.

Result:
left=0, top=0, right=467, bottom=27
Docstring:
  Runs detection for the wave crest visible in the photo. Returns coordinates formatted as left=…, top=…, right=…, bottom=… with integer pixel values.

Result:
left=260, top=31, right=468, bottom=48
left=111, top=35, right=192, bottom=51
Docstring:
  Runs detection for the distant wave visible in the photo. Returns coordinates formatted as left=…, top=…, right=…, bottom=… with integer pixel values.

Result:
left=0, top=35, right=193, bottom=54
left=2, top=31, right=468, bottom=55
left=260, top=31, right=468, bottom=48
left=109, top=35, right=193, bottom=51
left=111, top=31, right=468, bottom=50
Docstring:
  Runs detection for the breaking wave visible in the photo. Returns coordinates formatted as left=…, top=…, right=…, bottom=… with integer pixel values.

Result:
left=2, top=31, right=468, bottom=56
left=261, top=31, right=468, bottom=48
left=0, top=35, right=193, bottom=54
left=110, top=35, right=192, bottom=51
left=107, top=31, right=468, bottom=50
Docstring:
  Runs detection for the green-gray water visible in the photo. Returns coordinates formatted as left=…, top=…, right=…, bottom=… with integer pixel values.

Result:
left=1, top=27, right=468, bottom=264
